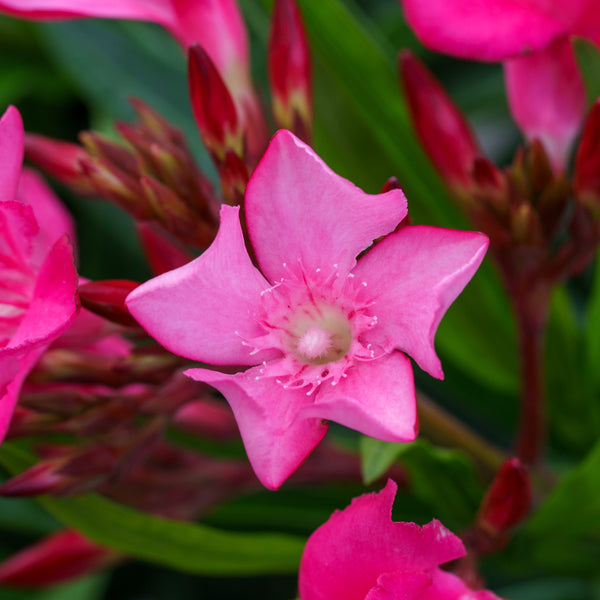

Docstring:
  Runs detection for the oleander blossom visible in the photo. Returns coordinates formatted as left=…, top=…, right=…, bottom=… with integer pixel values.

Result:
left=127, top=130, right=488, bottom=489
left=0, top=106, right=79, bottom=445
left=400, top=0, right=598, bottom=169
left=299, top=480, right=502, bottom=600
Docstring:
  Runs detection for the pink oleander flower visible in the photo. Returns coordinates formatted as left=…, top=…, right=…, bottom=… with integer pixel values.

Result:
left=0, top=106, right=79, bottom=445
left=126, top=130, right=488, bottom=489
left=400, top=0, right=597, bottom=170
left=0, top=0, right=265, bottom=159
left=299, top=480, right=502, bottom=600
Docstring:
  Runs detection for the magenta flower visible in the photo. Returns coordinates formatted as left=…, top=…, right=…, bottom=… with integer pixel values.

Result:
left=299, top=480, right=502, bottom=600
left=400, top=0, right=596, bottom=169
left=0, top=0, right=262, bottom=156
left=126, top=130, right=488, bottom=489
left=0, top=106, right=79, bottom=445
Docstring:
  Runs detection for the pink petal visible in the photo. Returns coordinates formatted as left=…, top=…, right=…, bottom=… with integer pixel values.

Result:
left=0, top=1, right=249, bottom=85
left=0, top=200, right=38, bottom=271
left=365, top=571, right=432, bottom=600
left=0, top=106, right=24, bottom=202
left=353, top=226, right=488, bottom=379
left=185, top=366, right=328, bottom=490
left=171, top=0, right=248, bottom=74
left=298, top=480, right=465, bottom=600
left=245, top=130, right=407, bottom=283
left=401, top=0, right=567, bottom=60
left=0, top=0, right=175, bottom=27
left=505, top=38, right=586, bottom=170
left=0, top=349, right=44, bottom=445
left=305, top=352, right=417, bottom=442
left=127, top=205, right=274, bottom=366
left=7, top=235, right=79, bottom=353
left=420, top=570, right=502, bottom=600
left=17, top=168, right=76, bottom=260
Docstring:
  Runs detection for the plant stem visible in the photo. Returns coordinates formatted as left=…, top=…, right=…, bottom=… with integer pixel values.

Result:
left=513, top=290, right=549, bottom=466
left=417, top=394, right=506, bottom=478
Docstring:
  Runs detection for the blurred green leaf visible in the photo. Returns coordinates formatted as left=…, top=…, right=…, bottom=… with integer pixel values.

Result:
left=574, top=38, right=600, bottom=106
left=546, top=287, right=600, bottom=456
left=359, top=438, right=483, bottom=529
left=495, top=577, right=593, bottom=600
left=0, top=444, right=304, bottom=576
left=512, top=439, right=600, bottom=576
left=360, top=435, right=408, bottom=485
left=0, top=575, right=106, bottom=600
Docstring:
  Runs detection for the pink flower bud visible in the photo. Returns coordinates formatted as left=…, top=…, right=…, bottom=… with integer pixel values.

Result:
left=24, top=133, right=94, bottom=194
left=0, top=529, right=117, bottom=588
left=268, top=0, right=312, bottom=140
left=136, top=222, right=195, bottom=275
left=399, top=50, right=479, bottom=190
left=478, top=458, right=531, bottom=535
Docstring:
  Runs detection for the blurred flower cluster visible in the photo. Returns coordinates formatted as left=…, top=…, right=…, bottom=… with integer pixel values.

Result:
left=0, top=1, right=599, bottom=599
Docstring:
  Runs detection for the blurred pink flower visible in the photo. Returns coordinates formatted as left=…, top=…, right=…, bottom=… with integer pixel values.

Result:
left=0, top=106, right=79, bottom=445
left=400, top=0, right=597, bottom=169
left=299, top=480, right=502, bottom=600
left=127, top=130, right=488, bottom=489
left=0, top=0, right=264, bottom=158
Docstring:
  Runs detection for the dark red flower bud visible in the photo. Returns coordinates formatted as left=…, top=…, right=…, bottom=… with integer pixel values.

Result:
left=0, top=530, right=118, bottom=588
left=575, top=99, right=600, bottom=218
left=478, top=458, right=531, bottom=534
left=188, top=44, right=244, bottom=161
left=79, top=279, right=140, bottom=327
left=399, top=50, right=479, bottom=190
left=268, top=0, right=312, bottom=140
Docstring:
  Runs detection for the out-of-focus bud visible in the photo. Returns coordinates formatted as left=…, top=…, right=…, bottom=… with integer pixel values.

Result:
left=0, top=529, right=119, bottom=588
left=24, top=133, right=95, bottom=194
left=136, top=222, right=195, bottom=275
left=173, top=398, right=240, bottom=441
left=399, top=50, right=479, bottom=190
left=477, top=458, right=531, bottom=535
left=575, top=99, right=600, bottom=219
left=268, top=0, right=312, bottom=141
left=0, top=459, right=68, bottom=497
left=78, top=280, right=140, bottom=328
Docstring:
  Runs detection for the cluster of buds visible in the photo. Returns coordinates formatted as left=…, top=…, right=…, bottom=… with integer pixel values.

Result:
left=400, top=52, right=600, bottom=303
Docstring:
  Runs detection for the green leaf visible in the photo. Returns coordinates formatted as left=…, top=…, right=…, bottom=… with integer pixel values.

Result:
left=359, top=436, right=408, bottom=485
left=0, top=575, right=106, bottom=600
left=512, top=439, right=600, bottom=576
left=574, top=37, right=600, bottom=106
left=0, top=444, right=304, bottom=576
left=359, top=438, right=483, bottom=529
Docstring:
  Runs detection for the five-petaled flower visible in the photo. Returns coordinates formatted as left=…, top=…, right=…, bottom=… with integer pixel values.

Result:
left=299, top=479, right=502, bottom=600
left=127, top=130, right=488, bottom=489
left=0, top=106, right=79, bottom=445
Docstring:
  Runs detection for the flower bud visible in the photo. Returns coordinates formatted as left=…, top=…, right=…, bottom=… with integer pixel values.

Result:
left=399, top=50, right=479, bottom=190
left=477, top=458, right=531, bottom=535
left=78, top=279, right=140, bottom=328
left=268, top=0, right=312, bottom=141
left=188, top=43, right=244, bottom=161
left=575, top=99, right=600, bottom=219
left=24, top=133, right=95, bottom=194
left=0, top=530, right=118, bottom=588
left=136, top=222, right=195, bottom=275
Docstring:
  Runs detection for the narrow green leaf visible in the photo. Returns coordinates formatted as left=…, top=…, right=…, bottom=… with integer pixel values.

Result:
left=574, top=37, right=600, bottom=105
left=359, top=436, right=408, bottom=485
left=0, top=444, right=304, bottom=576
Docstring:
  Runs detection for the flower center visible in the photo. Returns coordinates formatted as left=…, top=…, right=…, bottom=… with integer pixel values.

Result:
left=285, top=301, right=353, bottom=366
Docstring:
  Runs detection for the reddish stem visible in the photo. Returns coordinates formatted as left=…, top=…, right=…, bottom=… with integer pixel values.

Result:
left=513, top=290, right=549, bottom=466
